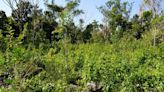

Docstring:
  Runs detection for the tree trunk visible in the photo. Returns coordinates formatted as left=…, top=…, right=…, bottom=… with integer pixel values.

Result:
left=153, top=27, right=156, bottom=46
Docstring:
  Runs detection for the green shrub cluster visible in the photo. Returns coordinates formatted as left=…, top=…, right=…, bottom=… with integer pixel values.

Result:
left=0, top=0, right=163, bottom=91
left=0, top=32, right=163, bottom=92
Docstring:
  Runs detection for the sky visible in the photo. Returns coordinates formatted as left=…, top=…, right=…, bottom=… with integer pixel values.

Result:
left=0, top=0, right=146, bottom=24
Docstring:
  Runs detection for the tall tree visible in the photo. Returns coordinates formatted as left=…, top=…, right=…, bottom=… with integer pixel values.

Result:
left=0, top=11, right=8, bottom=31
left=43, top=0, right=64, bottom=43
left=45, top=0, right=83, bottom=42
left=3, top=0, right=33, bottom=31
left=142, top=0, right=163, bottom=46
left=99, top=0, right=132, bottom=42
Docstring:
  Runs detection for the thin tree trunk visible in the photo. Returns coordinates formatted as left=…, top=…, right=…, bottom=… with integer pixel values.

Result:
left=153, top=27, right=156, bottom=46
left=32, top=19, right=35, bottom=46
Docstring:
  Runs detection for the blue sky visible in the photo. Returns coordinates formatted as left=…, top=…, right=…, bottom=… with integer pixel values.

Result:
left=0, top=0, right=144, bottom=24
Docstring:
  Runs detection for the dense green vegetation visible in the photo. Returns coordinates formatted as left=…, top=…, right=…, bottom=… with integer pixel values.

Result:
left=0, top=0, right=163, bottom=92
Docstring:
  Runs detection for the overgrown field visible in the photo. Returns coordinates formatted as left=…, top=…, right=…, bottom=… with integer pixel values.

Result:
left=0, top=32, right=163, bottom=92
left=0, top=0, right=164, bottom=91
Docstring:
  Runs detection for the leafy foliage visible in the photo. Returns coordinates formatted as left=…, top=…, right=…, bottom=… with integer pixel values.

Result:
left=0, top=0, right=163, bottom=92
